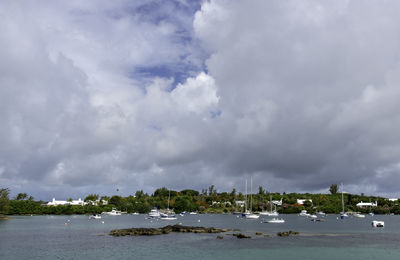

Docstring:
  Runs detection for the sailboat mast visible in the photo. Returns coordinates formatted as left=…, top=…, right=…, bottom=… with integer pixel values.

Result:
left=245, top=179, right=248, bottom=212
left=168, top=190, right=170, bottom=210
left=341, top=183, right=344, bottom=213
left=270, top=195, right=273, bottom=212
left=250, top=177, right=253, bottom=212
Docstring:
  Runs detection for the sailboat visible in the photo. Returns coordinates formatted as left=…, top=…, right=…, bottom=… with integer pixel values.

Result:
left=260, top=195, right=279, bottom=216
left=340, top=183, right=349, bottom=219
left=160, top=190, right=177, bottom=220
left=242, top=177, right=259, bottom=219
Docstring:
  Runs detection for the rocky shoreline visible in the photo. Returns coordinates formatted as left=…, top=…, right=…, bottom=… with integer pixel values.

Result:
left=109, top=224, right=301, bottom=240
left=109, top=224, right=231, bottom=236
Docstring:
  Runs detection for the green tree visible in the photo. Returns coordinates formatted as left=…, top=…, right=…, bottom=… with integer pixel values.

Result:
left=135, top=190, right=145, bottom=198
left=0, top=188, right=10, bottom=214
left=15, top=193, right=28, bottom=200
left=180, top=189, right=199, bottom=197
left=258, top=186, right=265, bottom=195
left=84, top=194, right=99, bottom=202
left=208, top=185, right=215, bottom=196
left=329, top=184, right=338, bottom=194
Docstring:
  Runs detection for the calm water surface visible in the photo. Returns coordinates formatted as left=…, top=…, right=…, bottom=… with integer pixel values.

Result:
left=1, top=214, right=399, bottom=259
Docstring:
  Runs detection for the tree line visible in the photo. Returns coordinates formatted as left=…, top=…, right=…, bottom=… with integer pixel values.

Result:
left=0, top=185, right=399, bottom=215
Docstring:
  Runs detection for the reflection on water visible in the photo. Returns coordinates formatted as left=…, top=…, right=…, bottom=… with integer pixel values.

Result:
left=1, top=214, right=400, bottom=259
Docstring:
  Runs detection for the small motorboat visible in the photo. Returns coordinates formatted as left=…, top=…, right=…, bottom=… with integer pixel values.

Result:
left=160, top=214, right=177, bottom=220
left=242, top=211, right=260, bottom=219
left=264, top=218, right=285, bottom=223
left=353, top=213, right=365, bottom=218
left=372, top=220, right=384, bottom=227
left=104, top=209, right=122, bottom=216
left=299, top=210, right=309, bottom=217
left=89, top=214, right=101, bottom=219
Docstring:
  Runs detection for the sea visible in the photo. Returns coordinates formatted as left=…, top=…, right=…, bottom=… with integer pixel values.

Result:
left=1, top=214, right=399, bottom=259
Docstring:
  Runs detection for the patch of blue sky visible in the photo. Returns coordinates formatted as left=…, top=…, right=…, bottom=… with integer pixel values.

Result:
left=123, top=0, right=208, bottom=88
left=210, top=110, right=222, bottom=119
left=134, top=62, right=200, bottom=87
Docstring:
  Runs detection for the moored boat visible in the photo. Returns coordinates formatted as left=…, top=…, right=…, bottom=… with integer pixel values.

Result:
left=148, top=208, right=161, bottom=218
left=353, top=213, right=365, bottom=218
left=104, top=208, right=122, bottom=216
left=264, top=218, right=285, bottom=223
left=372, top=220, right=384, bottom=227
left=89, top=214, right=101, bottom=219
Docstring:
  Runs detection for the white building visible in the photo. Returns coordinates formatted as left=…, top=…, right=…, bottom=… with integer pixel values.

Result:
left=297, top=199, right=312, bottom=205
left=235, top=200, right=246, bottom=207
left=212, top=201, right=231, bottom=206
left=47, top=198, right=86, bottom=206
left=272, top=198, right=282, bottom=206
left=388, top=198, right=398, bottom=202
left=356, top=201, right=377, bottom=207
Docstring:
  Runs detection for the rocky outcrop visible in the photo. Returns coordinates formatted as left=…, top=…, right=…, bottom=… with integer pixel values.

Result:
left=109, top=225, right=231, bottom=237
left=233, top=233, right=251, bottom=239
left=276, top=231, right=299, bottom=237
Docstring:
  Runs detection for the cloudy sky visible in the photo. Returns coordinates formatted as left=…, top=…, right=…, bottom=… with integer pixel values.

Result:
left=2, top=0, right=400, bottom=200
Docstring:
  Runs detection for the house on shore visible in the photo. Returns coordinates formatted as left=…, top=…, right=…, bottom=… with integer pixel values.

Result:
left=47, top=198, right=86, bottom=206
left=272, top=198, right=283, bottom=206
left=356, top=201, right=377, bottom=208
left=296, top=199, right=312, bottom=205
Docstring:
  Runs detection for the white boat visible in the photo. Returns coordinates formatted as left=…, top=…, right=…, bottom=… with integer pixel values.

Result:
left=242, top=211, right=260, bottom=219
left=89, top=214, right=101, bottom=219
left=369, top=212, right=375, bottom=216
left=316, top=211, right=326, bottom=216
left=131, top=212, right=139, bottom=215
left=372, top=220, right=384, bottom=227
left=264, top=218, right=285, bottom=223
left=160, top=215, right=177, bottom=220
left=259, top=195, right=279, bottom=216
left=148, top=208, right=161, bottom=218
left=189, top=212, right=198, bottom=215
left=259, top=211, right=279, bottom=217
left=159, top=190, right=176, bottom=220
left=308, top=214, right=318, bottom=219
left=353, top=213, right=365, bottom=218
left=104, top=208, right=122, bottom=216
left=242, top=178, right=259, bottom=219
left=299, top=210, right=309, bottom=217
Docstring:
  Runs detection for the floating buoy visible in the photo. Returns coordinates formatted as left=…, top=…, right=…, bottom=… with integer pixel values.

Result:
left=101, top=221, right=105, bottom=224
left=198, top=219, right=201, bottom=222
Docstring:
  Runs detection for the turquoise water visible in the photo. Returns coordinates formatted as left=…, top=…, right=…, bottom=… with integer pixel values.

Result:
left=1, top=214, right=400, bottom=259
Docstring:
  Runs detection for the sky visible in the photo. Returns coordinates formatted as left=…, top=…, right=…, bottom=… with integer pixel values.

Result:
left=2, top=0, right=400, bottom=200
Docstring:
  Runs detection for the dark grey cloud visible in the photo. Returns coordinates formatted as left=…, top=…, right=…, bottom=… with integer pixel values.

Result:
left=2, top=0, right=400, bottom=200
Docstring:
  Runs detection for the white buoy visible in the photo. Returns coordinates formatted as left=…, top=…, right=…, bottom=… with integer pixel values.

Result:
left=198, top=219, right=200, bottom=222
left=101, top=221, right=105, bottom=224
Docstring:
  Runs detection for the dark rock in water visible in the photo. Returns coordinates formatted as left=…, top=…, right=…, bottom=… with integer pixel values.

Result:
left=216, top=235, right=224, bottom=239
left=109, top=225, right=231, bottom=237
left=255, top=232, right=262, bottom=236
left=277, top=231, right=299, bottom=237
left=233, top=233, right=251, bottom=239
